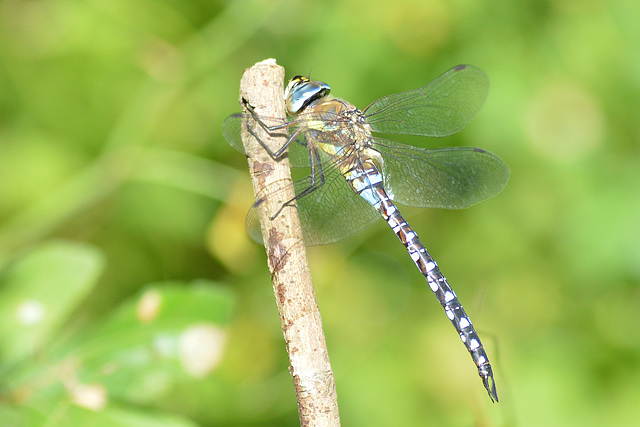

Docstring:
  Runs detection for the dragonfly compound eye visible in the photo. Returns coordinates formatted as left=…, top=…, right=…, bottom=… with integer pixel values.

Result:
left=285, top=76, right=331, bottom=115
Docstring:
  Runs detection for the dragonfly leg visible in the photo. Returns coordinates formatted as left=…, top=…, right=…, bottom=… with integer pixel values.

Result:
left=243, top=100, right=302, bottom=159
left=291, top=147, right=326, bottom=200
left=266, top=146, right=326, bottom=221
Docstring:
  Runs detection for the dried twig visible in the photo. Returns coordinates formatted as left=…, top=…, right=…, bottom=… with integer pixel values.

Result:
left=237, top=59, right=340, bottom=426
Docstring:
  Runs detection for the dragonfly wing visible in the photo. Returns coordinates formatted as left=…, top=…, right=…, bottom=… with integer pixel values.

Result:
left=363, top=65, right=489, bottom=137
left=222, top=113, right=248, bottom=153
left=246, top=160, right=380, bottom=246
left=223, top=112, right=325, bottom=168
left=373, top=138, right=509, bottom=209
left=222, top=112, right=300, bottom=156
left=286, top=137, right=313, bottom=167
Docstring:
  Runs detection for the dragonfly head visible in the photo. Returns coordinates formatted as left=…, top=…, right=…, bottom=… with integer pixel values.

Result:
left=284, top=75, right=331, bottom=115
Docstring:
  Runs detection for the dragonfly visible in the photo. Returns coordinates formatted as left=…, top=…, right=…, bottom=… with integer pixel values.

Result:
left=223, top=64, right=509, bottom=402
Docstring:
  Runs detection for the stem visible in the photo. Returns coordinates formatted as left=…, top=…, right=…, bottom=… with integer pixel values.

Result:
left=237, top=59, right=340, bottom=426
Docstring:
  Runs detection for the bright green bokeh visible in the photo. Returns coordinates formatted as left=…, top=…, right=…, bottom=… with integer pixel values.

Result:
left=1, top=0, right=639, bottom=426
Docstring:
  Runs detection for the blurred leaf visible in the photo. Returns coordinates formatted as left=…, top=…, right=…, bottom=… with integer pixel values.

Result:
left=3, top=400, right=199, bottom=427
left=0, top=405, right=23, bottom=426
left=2, top=280, right=235, bottom=426
left=52, top=402, right=199, bottom=427
left=132, top=147, right=244, bottom=201
left=0, top=241, right=105, bottom=364
left=68, top=282, right=235, bottom=404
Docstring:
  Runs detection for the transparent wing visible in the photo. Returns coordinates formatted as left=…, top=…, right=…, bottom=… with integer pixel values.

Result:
left=246, top=158, right=380, bottom=246
left=222, top=113, right=243, bottom=152
left=222, top=113, right=290, bottom=153
left=363, top=65, right=489, bottom=137
left=373, top=138, right=509, bottom=209
left=223, top=112, right=340, bottom=168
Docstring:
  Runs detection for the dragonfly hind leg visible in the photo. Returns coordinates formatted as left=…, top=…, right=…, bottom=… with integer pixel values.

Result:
left=255, top=145, right=326, bottom=221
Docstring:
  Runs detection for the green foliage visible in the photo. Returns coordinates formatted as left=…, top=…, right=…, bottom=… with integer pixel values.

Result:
left=0, top=242, right=234, bottom=426
left=1, top=0, right=640, bottom=426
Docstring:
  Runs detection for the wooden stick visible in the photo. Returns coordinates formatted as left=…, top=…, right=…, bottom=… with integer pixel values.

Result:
left=237, top=59, right=340, bottom=426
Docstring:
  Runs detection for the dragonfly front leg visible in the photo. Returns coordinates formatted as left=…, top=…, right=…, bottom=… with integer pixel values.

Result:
left=243, top=100, right=302, bottom=159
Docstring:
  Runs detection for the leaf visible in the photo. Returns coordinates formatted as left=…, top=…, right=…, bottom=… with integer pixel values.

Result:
left=58, top=402, right=200, bottom=427
left=68, top=282, right=235, bottom=404
left=5, top=400, right=199, bottom=427
left=0, top=241, right=105, bottom=364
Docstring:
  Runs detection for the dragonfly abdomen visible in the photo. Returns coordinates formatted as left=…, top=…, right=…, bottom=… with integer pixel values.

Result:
left=387, top=204, right=498, bottom=402
left=345, top=158, right=498, bottom=402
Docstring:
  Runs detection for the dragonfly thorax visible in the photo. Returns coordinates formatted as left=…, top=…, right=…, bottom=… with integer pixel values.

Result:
left=285, top=75, right=331, bottom=115
left=299, top=98, right=375, bottom=156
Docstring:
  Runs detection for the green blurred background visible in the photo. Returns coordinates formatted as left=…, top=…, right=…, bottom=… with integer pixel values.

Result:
left=1, top=0, right=639, bottom=426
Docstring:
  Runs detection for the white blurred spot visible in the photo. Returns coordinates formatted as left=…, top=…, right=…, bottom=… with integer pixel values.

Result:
left=179, top=324, right=226, bottom=378
left=526, top=82, right=604, bottom=162
left=70, top=383, right=107, bottom=410
left=17, top=300, right=44, bottom=325
left=152, top=334, right=177, bottom=357
left=137, top=289, right=162, bottom=322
